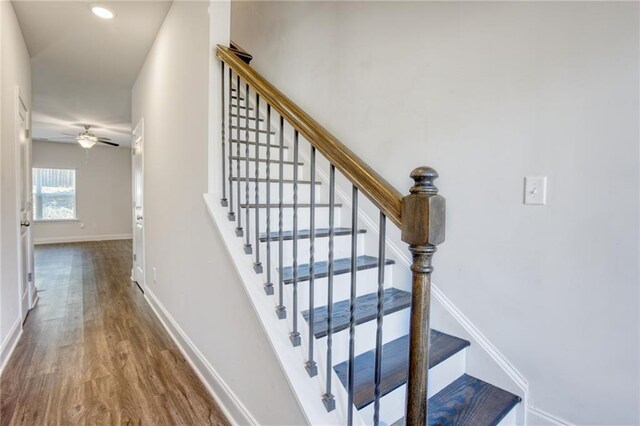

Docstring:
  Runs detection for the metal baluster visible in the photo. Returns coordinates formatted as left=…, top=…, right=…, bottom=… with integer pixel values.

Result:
left=235, top=75, right=243, bottom=236
left=290, top=131, right=301, bottom=346
left=275, top=115, right=286, bottom=319
left=322, top=165, right=336, bottom=412
left=347, top=185, right=358, bottom=425
left=227, top=68, right=235, bottom=221
left=253, top=93, right=263, bottom=273
left=264, top=105, right=274, bottom=295
left=220, top=61, right=228, bottom=207
left=373, top=212, right=386, bottom=426
left=305, top=146, right=318, bottom=377
left=244, top=83, right=252, bottom=254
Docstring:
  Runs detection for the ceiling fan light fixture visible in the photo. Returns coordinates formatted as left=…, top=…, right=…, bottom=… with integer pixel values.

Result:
left=91, top=6, right=114, bottom=19
left=77, top=136, right=96, bottom=149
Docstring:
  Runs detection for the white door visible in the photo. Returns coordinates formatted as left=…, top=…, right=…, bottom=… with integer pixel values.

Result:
left=17, top=88, right=35, bottom=321
left=132, top=119, right=145, bottom=291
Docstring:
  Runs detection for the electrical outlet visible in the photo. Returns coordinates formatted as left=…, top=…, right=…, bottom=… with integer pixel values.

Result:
left=79, top=222, right=85, bottom=229
left=524, top=176, right=547, bottom=205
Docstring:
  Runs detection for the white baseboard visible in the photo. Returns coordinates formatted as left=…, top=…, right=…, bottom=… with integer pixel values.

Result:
left=527, top=406, right=574, bottom=426
left=144, top=288, right=259, bottom=425
left=34, top=233, right=132, bottom=245
left=0, top=317, right=22, bottom=375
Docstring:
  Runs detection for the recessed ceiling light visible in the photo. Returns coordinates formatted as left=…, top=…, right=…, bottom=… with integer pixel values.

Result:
left=91, top=6, right=114, bottom=19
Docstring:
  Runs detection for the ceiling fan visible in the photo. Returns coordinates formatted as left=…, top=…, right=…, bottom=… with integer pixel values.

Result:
left=59, top=125, right=120, bottom=148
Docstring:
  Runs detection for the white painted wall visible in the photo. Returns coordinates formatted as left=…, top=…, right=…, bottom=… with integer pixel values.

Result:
left=0, top=0, right=30, bottom=364
left=31, top=141, right=132, bottom=244
left=231, top=2, right=640, bottom=425
left=132, top=2, right=305, bottom=424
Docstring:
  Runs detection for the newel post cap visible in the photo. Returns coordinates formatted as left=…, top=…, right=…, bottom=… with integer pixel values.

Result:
left=401, top=167, right=446, bottom=246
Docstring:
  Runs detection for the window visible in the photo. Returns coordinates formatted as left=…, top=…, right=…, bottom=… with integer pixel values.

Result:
left=32, top=168, right=77, bottom=221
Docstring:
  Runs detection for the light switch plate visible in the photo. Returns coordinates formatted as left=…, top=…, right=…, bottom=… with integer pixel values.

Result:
left=524, top=176, right=547, bottom=205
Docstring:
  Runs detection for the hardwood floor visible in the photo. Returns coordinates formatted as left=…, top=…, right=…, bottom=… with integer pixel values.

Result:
left=0, top=240, right=229, bottom=425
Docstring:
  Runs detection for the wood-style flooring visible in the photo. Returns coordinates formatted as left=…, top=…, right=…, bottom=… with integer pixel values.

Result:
left=0, top=240, right=229, bottom=425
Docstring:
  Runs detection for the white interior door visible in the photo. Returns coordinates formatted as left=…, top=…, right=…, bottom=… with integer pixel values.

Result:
left=17, top=88, right=34, bottom=321
left=132, top=119, right=145, bottom=291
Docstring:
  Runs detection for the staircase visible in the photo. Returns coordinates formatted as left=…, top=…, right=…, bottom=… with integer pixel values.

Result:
left=210, top=45, right=522, bottom=425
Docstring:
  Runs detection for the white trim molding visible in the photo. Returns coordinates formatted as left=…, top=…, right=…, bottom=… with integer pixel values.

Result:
left=527, top=406, right=575, bottom=426
left=34, top=234, right=132, bottom=245
left=0, top=317, right=22, bottom=375
left=144, top=287, right=259, bottom=426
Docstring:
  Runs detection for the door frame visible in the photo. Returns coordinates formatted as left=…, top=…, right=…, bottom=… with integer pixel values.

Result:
left=131, top=118, right=145, bottom=292
left=15, top=86, right=35, bottom=323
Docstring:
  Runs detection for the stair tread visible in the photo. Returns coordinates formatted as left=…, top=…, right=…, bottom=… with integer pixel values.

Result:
left=231, top=177, right=322, bottom=184
left=231, top=114, right=265, bottom=121
left=230, top=140, right=287, bottom=149
left=391, top=374, right=521, bottom=426
left=241, top=203, right=340, bottom=208
left=334, top=331, right=470, bottom=409
left=230, top=156, right=302, bottom=165
left=280, top=255, right=394, bottom=284
left=302, top=288, right=410, bottom=338
left=260, top=227, right=365, bottom=242
left=231, top=126, right=274, bottom=134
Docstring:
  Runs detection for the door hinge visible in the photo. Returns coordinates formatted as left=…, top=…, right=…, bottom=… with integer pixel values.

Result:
left=28, top=272, right=32, bottom=282
left=133, top=253, right=137, bottom=261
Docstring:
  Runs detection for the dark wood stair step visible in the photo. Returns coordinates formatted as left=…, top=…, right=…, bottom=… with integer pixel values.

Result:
left=241, top=203, right=340, bottom=209
left=232, top=177, right=322, bottom=185
left=230, top=140, right=287, bottom=149
left=302, top=288, right=410, bottom=339
left=334, top=331, right=470, bottom=409
left=231, top=114, right=265, bottom=122
left=231, top=125, right=274, bottom=134
left=230, top=156, right=302, bottom=166
left=280, top=255, right=394, bottom=284
left=260, top=227, right=365, bottom=242
left=391, top=374, right=521, bottom=426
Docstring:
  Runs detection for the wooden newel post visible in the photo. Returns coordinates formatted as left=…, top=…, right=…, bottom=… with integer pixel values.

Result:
left=401, top=166, right=445, bottom=425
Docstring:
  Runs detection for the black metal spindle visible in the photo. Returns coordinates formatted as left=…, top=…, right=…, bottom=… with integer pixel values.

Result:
left=235, top=75, right=243, bottom=236
left=227, top=68, right=235, bottom=221
left=290, top=130, right=301, bottom=346
left=305, top=146, right=318, bottom=377
left=275, top=115, right=286, bottom=319
left=347, top=185, right=358, bottom=425
left=220, top=61, right=228, bottom=207
left=322, top=164, right=336, bottom=412
left=264, top=105, right=274, bottom=295
left=244, top=83, right=252, bottom=254
left=253, top=93, right=262, bottom=273
left=373, top=212, right=387, bottom=425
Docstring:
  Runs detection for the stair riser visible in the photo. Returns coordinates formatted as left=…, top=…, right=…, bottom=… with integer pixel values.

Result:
left=316, top=308, right=410, bottom=365
left=230, top=143, right=288, bottom=160
left=241, top=206, right=342, bottom=231
left=256, top=233, right=366, bottom=265
left=358, top=349, right=466, bottom=425
left=233, top=182, right=322, bottom=204
left=286, top=266, right=395, bottom=313
left=234, top=162, right=305, bottom=180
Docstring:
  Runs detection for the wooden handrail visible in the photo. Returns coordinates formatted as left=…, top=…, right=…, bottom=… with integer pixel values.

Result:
left=217, top=45, right=403, bottom=228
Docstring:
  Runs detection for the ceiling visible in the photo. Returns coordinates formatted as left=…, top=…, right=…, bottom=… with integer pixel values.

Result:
left=13, top=1, right=172, bottom=147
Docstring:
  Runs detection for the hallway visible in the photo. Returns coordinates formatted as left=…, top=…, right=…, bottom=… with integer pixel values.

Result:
left=0, top=240, right=228, bottom=425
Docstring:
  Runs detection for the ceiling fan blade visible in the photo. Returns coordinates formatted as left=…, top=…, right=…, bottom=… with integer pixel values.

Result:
left=97, top=137, right=112, bottom=142
left=61, top=132, right=78, bottom=137
left=96, top=140, right=119, bottom=147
